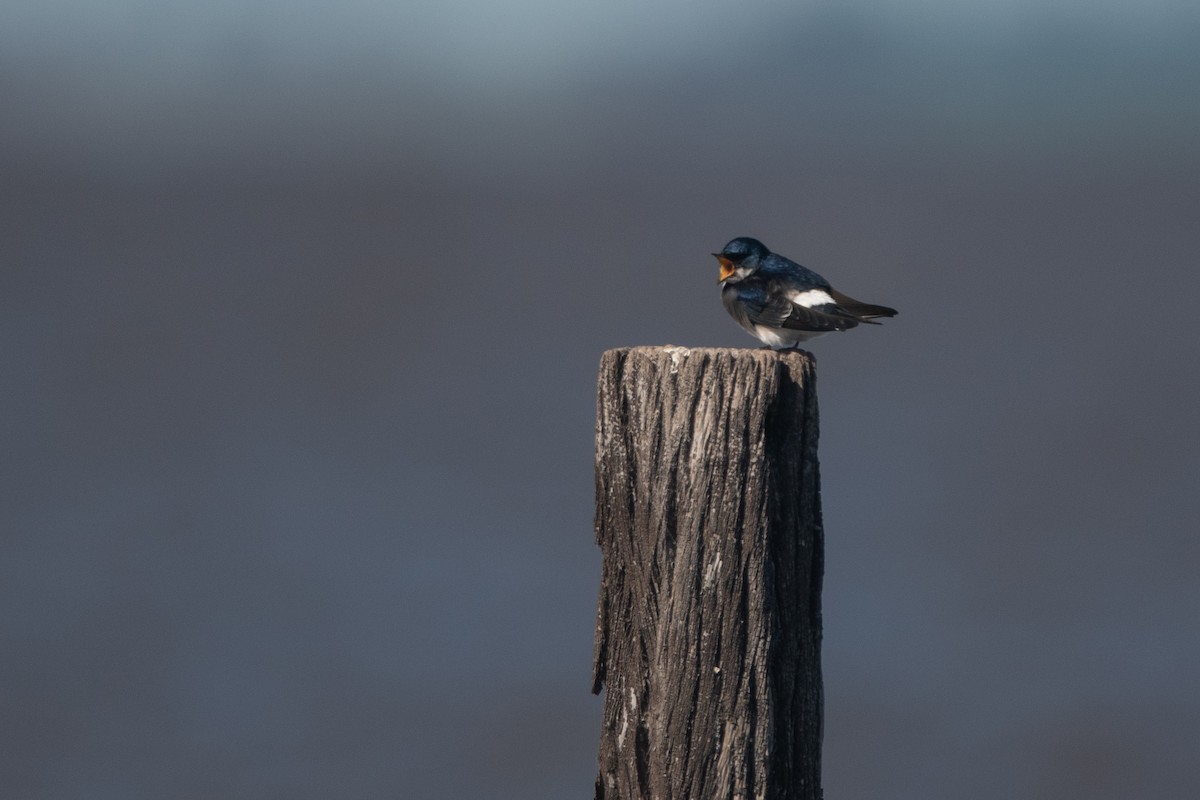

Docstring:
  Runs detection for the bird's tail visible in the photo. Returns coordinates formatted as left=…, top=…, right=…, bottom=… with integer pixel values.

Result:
left=830, top=288, right=898, bottom=322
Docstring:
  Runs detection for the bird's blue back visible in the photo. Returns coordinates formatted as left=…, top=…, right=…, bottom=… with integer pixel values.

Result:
left=756, top=252, right=831, bottom=290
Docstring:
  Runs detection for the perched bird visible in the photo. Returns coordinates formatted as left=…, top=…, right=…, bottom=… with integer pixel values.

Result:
left=715, top=237, right=897, bottom=349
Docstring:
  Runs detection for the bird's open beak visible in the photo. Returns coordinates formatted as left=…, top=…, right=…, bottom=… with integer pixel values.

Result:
left=714, top=255, right=735, bottom=282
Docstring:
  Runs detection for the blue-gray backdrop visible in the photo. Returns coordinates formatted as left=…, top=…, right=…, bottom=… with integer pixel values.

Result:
left=4, top=2, right=1199, bottom=797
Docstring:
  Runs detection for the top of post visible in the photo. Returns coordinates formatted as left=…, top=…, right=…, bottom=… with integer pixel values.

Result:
left=599, top=345, right=815, bottom=376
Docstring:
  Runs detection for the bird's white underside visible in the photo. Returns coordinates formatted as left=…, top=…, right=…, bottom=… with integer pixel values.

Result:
left=752, top=325, right=827, bottom=348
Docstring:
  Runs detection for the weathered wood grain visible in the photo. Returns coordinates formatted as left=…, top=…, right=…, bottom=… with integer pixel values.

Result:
left=593, top=346, right=823, bottom=800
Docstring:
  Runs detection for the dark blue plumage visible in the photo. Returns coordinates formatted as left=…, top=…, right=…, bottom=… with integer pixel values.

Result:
left=714, top=237, right=897, bottom=349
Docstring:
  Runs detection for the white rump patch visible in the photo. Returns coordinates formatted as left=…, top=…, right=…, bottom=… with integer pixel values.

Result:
left=788, top=288, right=835, bottom=308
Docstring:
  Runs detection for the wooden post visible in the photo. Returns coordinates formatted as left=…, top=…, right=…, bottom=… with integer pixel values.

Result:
left=592, top=346, right=824, bottom=800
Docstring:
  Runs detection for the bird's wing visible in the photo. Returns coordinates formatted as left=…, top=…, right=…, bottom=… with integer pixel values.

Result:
left=739, top=284, right=861, bottom=332
left=774, top=304, right=861, bottom=332
left=760, top=254, right=898, bottom=323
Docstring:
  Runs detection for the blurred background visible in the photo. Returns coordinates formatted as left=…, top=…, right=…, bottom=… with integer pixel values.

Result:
left=3, top=1, right=1199, bottom=797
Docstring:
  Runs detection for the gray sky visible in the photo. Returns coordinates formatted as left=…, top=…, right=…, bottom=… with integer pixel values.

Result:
left=4, top=2, right=1200, bottom=798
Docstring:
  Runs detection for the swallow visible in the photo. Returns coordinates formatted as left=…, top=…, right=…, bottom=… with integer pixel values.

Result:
left=715, top=237, right=897, bottom=349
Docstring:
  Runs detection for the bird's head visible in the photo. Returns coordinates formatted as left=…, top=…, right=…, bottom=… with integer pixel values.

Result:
left=713, top=237, right=769, bottom=283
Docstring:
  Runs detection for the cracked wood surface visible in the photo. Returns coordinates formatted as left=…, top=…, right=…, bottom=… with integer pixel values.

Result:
left=593, top=347, right=823, bottom=800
